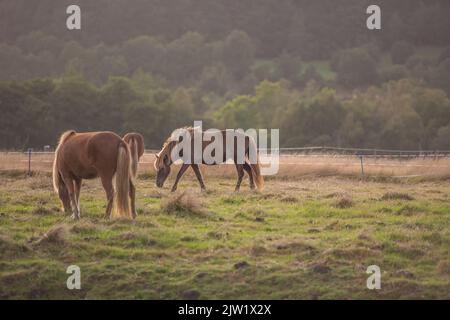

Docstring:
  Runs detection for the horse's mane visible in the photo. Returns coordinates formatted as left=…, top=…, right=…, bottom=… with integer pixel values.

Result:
left=58, top=130, right=76, bottom=146
left=153, top=127, right=200, bottom=170
left=52, top=130, right=76, bottom=193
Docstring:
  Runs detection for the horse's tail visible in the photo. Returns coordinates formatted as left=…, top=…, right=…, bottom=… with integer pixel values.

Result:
left=123, top=133, right=144, bottom=178
left=52, top=154, right=61, bottom=194
left=128, top=136, right=139, bottom=179
left=52, top=130, right=76, bottom=194
left=112, top=141, right=132, bottom=219
left=247, top=136, right=264, bottom=191
left=250, top=160, right=264, bottom=191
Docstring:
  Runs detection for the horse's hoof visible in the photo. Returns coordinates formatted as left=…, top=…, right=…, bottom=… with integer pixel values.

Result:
left=71, top=214, right=80, bottom=220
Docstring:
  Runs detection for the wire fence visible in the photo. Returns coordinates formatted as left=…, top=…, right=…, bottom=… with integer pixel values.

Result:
left=2, top=146, right=450, bottom=178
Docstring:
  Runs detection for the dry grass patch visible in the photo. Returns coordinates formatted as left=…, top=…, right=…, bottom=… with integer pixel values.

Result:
left=380, top=192, right=414, bottom=201
left=28, top=176, right=52, bottom=190
left=31, top=225, right=69, bottom=246
left=280, top=196, right=299, bottom=203
left=333, top=192, right=354, bottom=209
left=161, top=191, right=206, bottom=217
left=437, top=261, right=450, bottom=275
left=206, top=231, right=228, bottom=240
left=249, top=245, right=267, bottom=256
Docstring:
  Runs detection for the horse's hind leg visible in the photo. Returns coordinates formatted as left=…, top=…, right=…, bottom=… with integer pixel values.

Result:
left=62, top=175, right=80, bottom=220
left=57, top=175, right=72, bottom=214
left=171, top=164, right=190, bottom=192
left=191, top=164, right=206, bottom=191
left=74, top=177, right=82, bottom=215
left=234, top=164, right=245, bottom=192
left=243, top=162, right=255, bottom=190
left=129, top=180, right=136, bottom=219
left=100, top=174, right=114, bottom=219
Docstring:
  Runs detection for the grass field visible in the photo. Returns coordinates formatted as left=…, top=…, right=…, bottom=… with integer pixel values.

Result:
left=0, top=169, right=449, bottom=299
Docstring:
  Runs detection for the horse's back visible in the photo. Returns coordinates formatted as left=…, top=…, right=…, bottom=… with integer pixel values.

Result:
left=86, top=131, right=124, bottom=168
left=58, top=131, right=123, bottom=179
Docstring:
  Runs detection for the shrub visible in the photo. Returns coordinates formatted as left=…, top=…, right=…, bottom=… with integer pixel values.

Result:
left=391, top=41, right=414, bottom=65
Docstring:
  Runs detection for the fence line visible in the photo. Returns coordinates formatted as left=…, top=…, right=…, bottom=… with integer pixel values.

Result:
left=16, top=160, right=450, bottom=168
left=3, top=146, right=450, bottom=177
left=3, top=146, right=450, bottom=155
left=11, top=153, right=450, bottom=158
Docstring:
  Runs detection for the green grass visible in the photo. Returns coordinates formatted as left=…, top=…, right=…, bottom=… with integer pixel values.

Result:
left=0, top=171, right=449, bottom=299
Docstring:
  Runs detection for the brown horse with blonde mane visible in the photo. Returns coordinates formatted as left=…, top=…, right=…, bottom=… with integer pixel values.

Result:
left=123, top=132, right=145, bottom=178
left=52, top=130, right=138, bottom=220
left=154, top=127, right=264, bottom=192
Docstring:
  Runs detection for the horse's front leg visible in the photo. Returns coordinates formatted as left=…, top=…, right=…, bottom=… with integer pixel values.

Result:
left=171, top=164, right=190, bottom=192
left=129, top=180, right=137, bottom=219
left=191, top=164, right=206, bottom=191
left=243, top=162, right=255, bottom=190
left=100, top=174, right=114, bottom=219
left=57, top=177, right=72, bottom=214
left=62, top=175, right=80, bottom=220
left=234, top=164, right=245, bottom=192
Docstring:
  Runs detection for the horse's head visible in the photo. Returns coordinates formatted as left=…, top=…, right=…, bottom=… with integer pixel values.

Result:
left=154, top=130, right=187, bottom=188
left=154, top=153, right=171, bottom=188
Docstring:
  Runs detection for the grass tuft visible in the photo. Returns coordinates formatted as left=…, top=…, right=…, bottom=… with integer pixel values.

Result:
left=161, top=191, right=206, bottom=217
left=437, top=261, right=450, bottom=275
left=280, top=196, right=298, bottom=203
left=32, top=225, right=69, bottom=246
left=333, top=193, right=353, bottom=209
left=380, top=192, right=414, bottom=201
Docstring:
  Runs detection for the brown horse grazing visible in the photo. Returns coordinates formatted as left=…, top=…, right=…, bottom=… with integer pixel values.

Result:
left=123, top=132, right=145, bottom=178
left=154, top=128, right=264, bottom=192
left=52, top=130, right=137, bottom=220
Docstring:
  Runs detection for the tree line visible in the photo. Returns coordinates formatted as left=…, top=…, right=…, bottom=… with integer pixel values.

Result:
left=2, top=29, right=450, bottom=98
left=1, top=74, right=450, bottom=151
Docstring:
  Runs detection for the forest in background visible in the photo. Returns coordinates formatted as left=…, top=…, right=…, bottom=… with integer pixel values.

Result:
left=1, top=0, right=450, bottom=150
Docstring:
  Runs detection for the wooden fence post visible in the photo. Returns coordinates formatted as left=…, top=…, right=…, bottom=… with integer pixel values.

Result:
left=359, top=155, right=364, bottom=178
left=27, top=148, right=32, bottom=176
